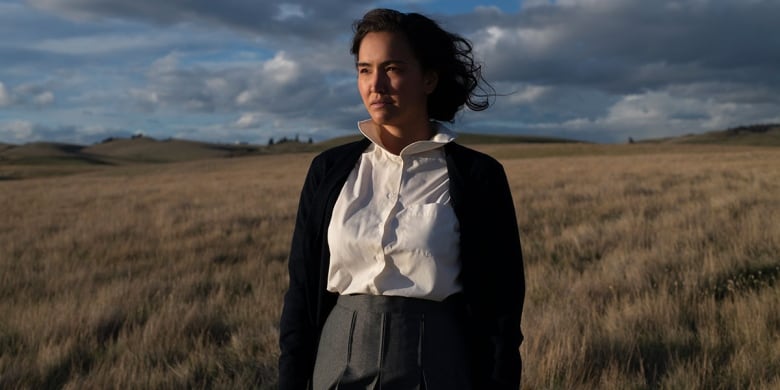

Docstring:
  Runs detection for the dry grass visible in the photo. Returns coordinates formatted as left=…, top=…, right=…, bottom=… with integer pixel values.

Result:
left=1, top=144, right=778, bottom=389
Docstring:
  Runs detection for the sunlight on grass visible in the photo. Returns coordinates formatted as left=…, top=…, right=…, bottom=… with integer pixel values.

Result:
left=1, top=145, right=778, bottom=388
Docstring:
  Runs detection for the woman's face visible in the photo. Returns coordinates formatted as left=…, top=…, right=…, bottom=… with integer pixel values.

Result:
left=356, top=31, right=436, bottom=131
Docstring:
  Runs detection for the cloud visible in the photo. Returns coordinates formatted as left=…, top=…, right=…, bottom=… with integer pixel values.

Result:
left=3, top=0, right=779, bottom=144
left=0, top=120, right=35, bottom=141
left=262, top=52, right=299, bottom=85
left=0, top=81, right=56, bottom=107
left=33, top=91, right=55, bottom=105
left=31, top=33, right=174, bottom=55
left=132, top=49, right=358, bottom=119
left=0, top=82, right=11, bottom=106
left=468, top=0, right=780, bottom=93
left=275, top=3, right=306, bottom=21
left=534, top=86, right=780, bottom=141
left=506, top=84, right=549, bottom=104
left=0, top=120, right=134, bottom=144
left=440, top=0, right=780, bottom=141
left=234, top=112, right=263, bottom=129
left=27, top=0, right=371, bottom=44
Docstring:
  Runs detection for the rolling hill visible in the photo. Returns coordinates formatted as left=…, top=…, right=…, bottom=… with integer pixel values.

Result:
left=0, top=137, right=267, bottom=166
left=313, top=131, right=585, bottom=150
left=0, top=132, right=581, bottom=167
left=83, top=137, right=263, bottom=163
left=640, top=124, right=780, bottom=147
left=0, top=142, right=109, bottom=165
left=3, top=124, right=777, bottom=175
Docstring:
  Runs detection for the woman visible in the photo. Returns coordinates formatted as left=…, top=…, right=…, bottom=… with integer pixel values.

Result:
left=279, top=8, right=525, bottom=390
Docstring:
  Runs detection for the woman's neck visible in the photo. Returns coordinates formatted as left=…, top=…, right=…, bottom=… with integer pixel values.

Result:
left=377, top=121, right=433, bottom=155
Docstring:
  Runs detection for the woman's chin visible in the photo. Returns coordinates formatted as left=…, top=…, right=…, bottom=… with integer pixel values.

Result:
left=368, top=114, right=397, bottom=127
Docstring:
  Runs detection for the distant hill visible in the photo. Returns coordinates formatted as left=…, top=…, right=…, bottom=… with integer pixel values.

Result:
left=3, top=124, right=776, bottom=170
left=0, top=141, right=111, bottom=165
left=639, top=124, right=780, bottom=147
left=1, top=136, right=279, bottom=166
left=83, top=137, right=264, bottom=163
left=456, top=132, right=586, bottom=144
left=315, top=132, right=584, bottom=150
left=0, top=132, right=583, bottom=177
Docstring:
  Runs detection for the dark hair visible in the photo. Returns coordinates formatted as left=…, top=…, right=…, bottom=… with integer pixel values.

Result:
left=351, top=8, right=493, bottom=122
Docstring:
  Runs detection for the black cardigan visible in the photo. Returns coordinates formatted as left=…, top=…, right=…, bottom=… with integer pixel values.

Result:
left=279, top=138, right=525, bottom=389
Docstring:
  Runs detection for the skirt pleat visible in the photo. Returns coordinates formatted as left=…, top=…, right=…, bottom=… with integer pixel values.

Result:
left=312, top=294, right=471, bottom=390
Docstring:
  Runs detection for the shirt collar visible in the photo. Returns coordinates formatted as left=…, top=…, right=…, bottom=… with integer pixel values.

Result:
left=357, top=119, right=457, bottom=156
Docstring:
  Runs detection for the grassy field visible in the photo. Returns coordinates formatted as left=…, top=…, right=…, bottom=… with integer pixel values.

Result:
left=1, top=143, right=778, bottom=389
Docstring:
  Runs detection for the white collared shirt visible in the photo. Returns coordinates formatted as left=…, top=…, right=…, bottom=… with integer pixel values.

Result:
left=326, top=120, right=463, bottom=301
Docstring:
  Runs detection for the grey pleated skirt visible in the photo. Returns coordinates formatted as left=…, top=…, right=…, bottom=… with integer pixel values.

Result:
left=312, top=294, right=472, bottom=390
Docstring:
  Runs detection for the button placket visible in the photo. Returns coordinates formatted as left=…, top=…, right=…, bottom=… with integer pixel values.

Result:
left=384, top=155, right=402, bottom=205
left=378, top=154, right=402, bottom=267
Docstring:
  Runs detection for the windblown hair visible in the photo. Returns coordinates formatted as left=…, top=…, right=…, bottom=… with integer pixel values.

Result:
left=351, top=8, right=493, bottom=122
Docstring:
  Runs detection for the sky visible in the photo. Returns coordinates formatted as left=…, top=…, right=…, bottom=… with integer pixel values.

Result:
left=1, top=0, right=779, bottom=145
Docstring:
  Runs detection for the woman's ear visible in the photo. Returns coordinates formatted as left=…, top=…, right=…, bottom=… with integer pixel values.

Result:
left=424, top=71, right=438, bottom=94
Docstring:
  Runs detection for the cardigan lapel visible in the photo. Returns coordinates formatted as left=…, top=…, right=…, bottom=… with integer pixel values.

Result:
left=444, top=142, right=468, bottom=224
left=312, top=138, right=371, bottom=326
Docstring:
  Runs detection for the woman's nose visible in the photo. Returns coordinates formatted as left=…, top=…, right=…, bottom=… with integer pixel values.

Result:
left=370, top=71, right=388, bottom=93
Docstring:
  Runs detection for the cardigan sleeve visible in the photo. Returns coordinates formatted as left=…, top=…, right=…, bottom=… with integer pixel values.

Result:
left=459, top=156, right=525, bottom=390
left=278, top=139, right=370, bottom=390
left=482, top=164, right=525, bottom=389
left=278, top=155, right=324, bottom=390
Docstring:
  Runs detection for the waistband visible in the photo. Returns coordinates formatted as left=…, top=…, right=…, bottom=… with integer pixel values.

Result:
left=336, top=293, right=464, bottom=314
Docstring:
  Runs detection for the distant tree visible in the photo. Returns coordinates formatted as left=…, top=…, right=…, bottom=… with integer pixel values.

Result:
left=308, top=137, right=313, bottom=144
left=268, top=137, right=275, bottom=146
left=294, top=134, right=300, bottom=143
left=628, top=137, right=635, bottom=144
